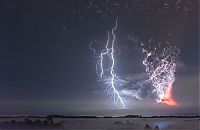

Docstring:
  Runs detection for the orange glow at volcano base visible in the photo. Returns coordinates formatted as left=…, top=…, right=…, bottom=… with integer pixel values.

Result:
left=161, top=84, right=177, bottom=106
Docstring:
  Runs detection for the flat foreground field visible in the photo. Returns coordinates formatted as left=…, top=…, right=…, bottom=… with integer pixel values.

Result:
left=0, top=117, right=199, bottom=130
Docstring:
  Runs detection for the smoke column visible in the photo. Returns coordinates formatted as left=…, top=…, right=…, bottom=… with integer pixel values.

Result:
left=141, top=40, right=180, bottom=106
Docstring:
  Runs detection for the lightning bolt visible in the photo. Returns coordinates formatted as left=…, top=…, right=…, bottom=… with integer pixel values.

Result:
left=142, top=44, right=179, bottom=105
left=90, top=18, right=126, bottom=109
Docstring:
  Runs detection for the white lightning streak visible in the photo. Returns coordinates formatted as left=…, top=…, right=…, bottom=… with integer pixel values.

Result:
left=90, top=18, right=125, bottom=109
left=110, top=18, right=125, bottom=108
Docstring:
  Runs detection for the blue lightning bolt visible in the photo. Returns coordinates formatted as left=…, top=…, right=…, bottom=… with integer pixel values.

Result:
left=90, top=18, right=126, bottom=109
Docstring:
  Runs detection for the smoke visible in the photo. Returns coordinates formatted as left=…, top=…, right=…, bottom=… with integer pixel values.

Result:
left=117, top=37, right=180, bottom=105
left=119, top=74, right=158, bottom=102
left=139, top=38, right=180, bottom=104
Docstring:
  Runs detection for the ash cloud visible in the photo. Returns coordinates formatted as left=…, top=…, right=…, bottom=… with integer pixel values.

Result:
left=119, top=74, right=158, bottom=102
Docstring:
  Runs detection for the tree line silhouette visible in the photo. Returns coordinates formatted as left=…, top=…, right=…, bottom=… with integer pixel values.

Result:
left=0, top=115, right=64, bottom=129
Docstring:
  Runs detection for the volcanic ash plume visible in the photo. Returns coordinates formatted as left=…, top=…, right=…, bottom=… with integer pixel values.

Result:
left=141, top=40, right=180, bottom=106
left=120, top=74, right=158, bottom=102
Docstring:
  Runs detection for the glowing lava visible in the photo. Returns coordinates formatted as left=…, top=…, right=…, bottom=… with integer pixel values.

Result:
left=161, top=84, right=177, bottom=106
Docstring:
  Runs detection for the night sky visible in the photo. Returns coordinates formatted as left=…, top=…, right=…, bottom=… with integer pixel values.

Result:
left=0, top=0, right=199, bottom=116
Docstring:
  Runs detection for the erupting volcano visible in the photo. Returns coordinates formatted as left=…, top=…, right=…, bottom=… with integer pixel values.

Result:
left=161, top=84, right=177, bottom=106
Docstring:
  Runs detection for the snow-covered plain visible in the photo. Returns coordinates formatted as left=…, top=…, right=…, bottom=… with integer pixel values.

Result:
left=61, top=118, right=199, bottom=130
left=0, top=117, right=199, bottom=130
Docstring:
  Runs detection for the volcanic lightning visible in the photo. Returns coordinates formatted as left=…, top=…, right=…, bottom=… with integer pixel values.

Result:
left=90, top=18, right=126, bottom=109
left=142, top=41, right=180, bottom=106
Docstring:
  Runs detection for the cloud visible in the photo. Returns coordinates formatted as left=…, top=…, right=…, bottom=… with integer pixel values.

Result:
left=120, top=73, right=158, bottom=102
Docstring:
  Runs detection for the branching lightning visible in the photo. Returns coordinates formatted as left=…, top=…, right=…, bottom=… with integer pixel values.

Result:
left=142, top=42, right=180, bottom=106
left=90, top=18, right=126, bottom=109
left=90, top=19, right=180, bottom=107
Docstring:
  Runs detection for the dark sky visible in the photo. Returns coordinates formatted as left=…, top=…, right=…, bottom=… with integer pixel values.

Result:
left=0, top=0, right=199, bottom=116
